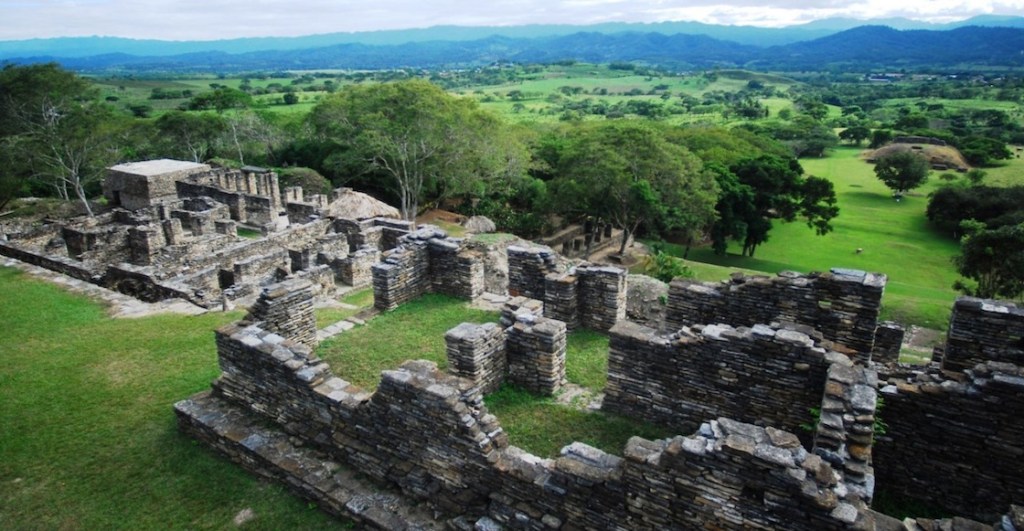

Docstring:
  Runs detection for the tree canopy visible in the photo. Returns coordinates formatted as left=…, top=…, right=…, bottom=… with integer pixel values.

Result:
left=954, top=222, right=1024, bottom=300
left=710, top=154, right=839, bottom=257
left=873, top=150, right=930, bottom=197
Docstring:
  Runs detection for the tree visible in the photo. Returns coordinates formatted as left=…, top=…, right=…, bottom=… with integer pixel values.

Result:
left=282, top=93, right=299, bottom=105
left=869, top=129, right=893, bottom=148
left=874, top=151, right=930, bottom=197
left=954, top=222, right=1024, bottom=300
left=838, top=126, right=871, bottom=145
left=309, top=79, right=527, bottom=220
left=0, top=63, right=120, bottom=216
left=710, top=155, right=838, bottom=257
left=549, top=122, right=719, bottom=255
left=188, top=87, right=252, bottom=113
left=156, top=111, right=226, bottom=162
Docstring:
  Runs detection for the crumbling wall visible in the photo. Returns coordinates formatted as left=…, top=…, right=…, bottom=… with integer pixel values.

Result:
left=871, top=321, right=905, bottom=365
left=506, top=314, right=567, bottom=396
left=445, top=322, right=507, bottom=395
left=873, top=361, right=1024, bottom=522
left=245, top=279, right=317, bottom=348
left=371, top=227, right=483, bottom=311
left=666, top=269, right=887, bottom=360
left=604, top=320, right=835, bottom=440
left=942, top=297, right=1024, bottom=371
left=179, top=319, right=870, bottom=530
left=507, top=245, right=559, bottom=300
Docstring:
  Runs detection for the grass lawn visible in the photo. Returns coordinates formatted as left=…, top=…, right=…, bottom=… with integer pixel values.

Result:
left=314, top=287, right=375, bottom=329
left=674, top=146, right=963, bottom=330
left=0, top=266, right=349, bottom=530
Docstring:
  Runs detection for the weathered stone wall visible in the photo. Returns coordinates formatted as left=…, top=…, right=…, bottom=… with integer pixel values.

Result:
left=604, top=320, right=834, bottom=440
left=180, top=319, right=871, bottom=529
left=543, top=272, right=579, bottom=329
left=506, top=314, right=567, bottom=396
left=873, top=361, right=1024, bottom=522
left=871, top=321, right=905, bottom=365
left=942, top=297, right=1024, bottom=372
left=371, top=228, right=483, bottom=311
left=232, top=249, right=288, bottom=286
left=507, top=245, right=559, bottom=300
left=0, top=240, right=100, bottom=281
left=813, top=362, right=877, bottom=501
left=577, top=264, right=627, bottom=331
left=499, top=296, right=544, bottom=328
left=245, top=279, right=317, bottom=348
left=337, top=246, right=379, bottom=288
left=666, top=269, right=887, bottom=360
left=445, top=322, right=507, bottom=395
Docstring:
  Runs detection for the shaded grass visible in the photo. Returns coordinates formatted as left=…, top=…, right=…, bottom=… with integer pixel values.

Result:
left=316, top=294, right=499, bottom=390
left=314, top=288, right=375, bottom=329
left=483, top=386, right=675, bottom=458
left=0, top=266, right=349, bottom=529
left=564, top=329, right=610, bottom=390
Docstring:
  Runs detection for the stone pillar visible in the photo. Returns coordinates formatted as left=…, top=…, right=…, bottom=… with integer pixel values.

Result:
left=244, top=278, right=317, bottom=349
left=162, top=218, right=184, bottom=245
left=506, top=314, right=566, bottom=396
left=445, top=322, right=507, bottom=395
left=500, top=296, right=544, bottom=328
left=578, top=264, right=627, bottom=331
left=813, top=362, right=877, bottom=502
left=544, top=272, right=579, bottom=331
left=507, top=245, right=559, bottom=300
left=340, top=246, right=380, bottom=288
left=871, top=321, right=905, bottom=364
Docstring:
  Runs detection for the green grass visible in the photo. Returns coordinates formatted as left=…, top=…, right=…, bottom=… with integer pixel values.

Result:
left=314, top=288, right=375, bottom=328
left=672, top=146, right=962, bottom=330
left=483, top=386, right=674, bottom=458
left=564, top=329, right=610, bottom=390
left=0, top=266, right=349, bottom=529
left=316, top=294, right=499, bottom=389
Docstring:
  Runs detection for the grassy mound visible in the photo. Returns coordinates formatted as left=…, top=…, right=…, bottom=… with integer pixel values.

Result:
left=868, top=143, right=970, bottom=171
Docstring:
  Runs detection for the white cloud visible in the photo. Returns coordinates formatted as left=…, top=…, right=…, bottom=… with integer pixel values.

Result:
left=0, top=0, right=1022, bottom=40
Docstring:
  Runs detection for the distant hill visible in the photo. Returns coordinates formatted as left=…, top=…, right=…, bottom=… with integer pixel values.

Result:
left=5, top=24, right=1024, bottom=73
left=2, top=15, right=1023, bottom=60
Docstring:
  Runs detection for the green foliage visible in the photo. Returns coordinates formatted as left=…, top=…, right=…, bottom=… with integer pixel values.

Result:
left=279, top=167, right=332, bottom=196
left=874, top=151, right=931, bottom=197
left=953, top=222, right=1024, bottom=300
left=155, top=111, right=226, bottom=162
left=710, top=154, right=839, bottom=257
left=187, top=86, right=253, bottom=112
left=642, top=242, right=694, bottom=283
left=927, top=185, right=1024, bottom=237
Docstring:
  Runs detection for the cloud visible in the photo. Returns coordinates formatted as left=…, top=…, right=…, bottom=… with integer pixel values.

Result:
left=1, top=0, right=1022, bottom=40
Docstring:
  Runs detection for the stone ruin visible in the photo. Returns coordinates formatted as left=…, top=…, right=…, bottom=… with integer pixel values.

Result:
left=0, top=159, right=414, bottom=307
left=169, top=226, right=1024, bottom=530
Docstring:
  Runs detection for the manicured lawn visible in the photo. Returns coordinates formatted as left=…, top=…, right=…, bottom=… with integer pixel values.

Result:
left=675, top=146, right=963, bottom=330
left=0, top=266, right=349, bottom=529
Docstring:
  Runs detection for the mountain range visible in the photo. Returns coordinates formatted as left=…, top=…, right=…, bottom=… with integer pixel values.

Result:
left=3, top=17, right=1024, bottom=73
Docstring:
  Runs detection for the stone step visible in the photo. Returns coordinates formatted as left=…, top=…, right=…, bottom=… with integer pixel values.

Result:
left=174, top=391, right=445, bottom=530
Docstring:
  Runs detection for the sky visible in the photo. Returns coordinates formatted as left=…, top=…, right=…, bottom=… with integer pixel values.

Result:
left=2, top=0, right=1024, bottom=41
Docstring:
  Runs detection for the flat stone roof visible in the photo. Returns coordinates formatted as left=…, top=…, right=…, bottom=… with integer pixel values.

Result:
left=108, top=159, right=210, bottom=177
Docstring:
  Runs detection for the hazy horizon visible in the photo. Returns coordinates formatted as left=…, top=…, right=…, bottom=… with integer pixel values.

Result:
left=3, top=0, right=1023, bottom=41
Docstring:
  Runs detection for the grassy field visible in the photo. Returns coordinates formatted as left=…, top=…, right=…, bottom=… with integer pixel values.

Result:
left=672, top=146, right=963, bottom=330
left=0, top=266, right=349, bottom=530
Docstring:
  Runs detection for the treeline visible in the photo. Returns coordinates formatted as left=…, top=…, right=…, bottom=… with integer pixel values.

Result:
left=0, top=63, right=841, bottom=260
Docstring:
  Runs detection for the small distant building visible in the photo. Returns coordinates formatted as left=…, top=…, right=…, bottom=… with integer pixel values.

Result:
left=104, top=159, right=211, bottom=210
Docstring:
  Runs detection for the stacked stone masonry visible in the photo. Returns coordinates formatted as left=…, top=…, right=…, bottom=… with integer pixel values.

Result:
left=576, top=264, right=627, bottom=331
left=505, top=314, right=567, bottom=396
left=873, top=360, right=1024, bottom=522
left=942, top=297, right=1024, bottom=371
left=666, top=268, right=886, bottom=361
left=445, top=322, right=507, bottom=396
left=244, top=279, right=317, bottom=349
left=177, top=317, right=877, bottom=530
left=507, top=245, right=559, bottom=300
left=372, top=227, right=484, bottom=311
left=871, top=321, right=905, bottom=365
left=604, top=320, right=838, bottom=443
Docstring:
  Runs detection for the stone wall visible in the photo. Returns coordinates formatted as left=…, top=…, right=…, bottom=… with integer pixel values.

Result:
left=371, top=227, right=483, bottom=311
left=445, top=322, right=507, bottom=395
left=577, top=264, right=627, bottom=331
left=942, top=297, right=1024, bottom=371
left=871, top=321, right=905, bottom=365
left=507, top=245, right=559, bottom=300
left=666, top=269, right=887, bottom=360
left=873, top=361, right=1024, bottom=522
left=0, top=240, right=100, bottom=282
left=506, top=314, right=567, bottom=396
left=604, top=320, right=836, bottom=441
left=178, top=319, right=872, bottom=530
left=337, top=246, right=379, bottom=288
left=244, top=279, right=317, bottom=348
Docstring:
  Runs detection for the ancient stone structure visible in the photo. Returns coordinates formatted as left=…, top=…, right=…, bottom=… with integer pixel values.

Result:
left=371, top=227, right=484, bottom=311
left=870, top=321, right=905, bottom=364
left=0, top=159, right=410, bottom=307
left=942, top=297, right=1024, bottom=372
left=505, top=314, right=567, bottom=396
left=244, top=279, right=317, bottom=349
left=507, top=245, right=560, bottom=299
left=445, top=322, right=507, bottom=395
left=666, top=269, right=887, bottom=361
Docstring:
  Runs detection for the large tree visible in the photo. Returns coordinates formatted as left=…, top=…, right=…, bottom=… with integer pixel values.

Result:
left=711, top=155, right=839, bottom=257
left=549, top=122, right=719, bottom=255
left=954, top=222, right=1024, bottom=300
left=309, top=79, right=527, bottom=220
left=0, top=63, right=120, bottom=216
left=156, top=111, right=226, bottom=163
left=874, top=150, right=930, bottom=198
